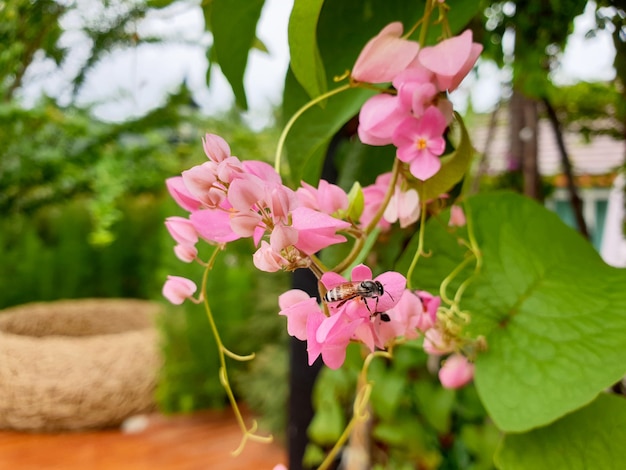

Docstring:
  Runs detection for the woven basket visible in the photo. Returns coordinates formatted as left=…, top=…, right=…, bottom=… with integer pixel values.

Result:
left=0, top=298, right=162, bottom=431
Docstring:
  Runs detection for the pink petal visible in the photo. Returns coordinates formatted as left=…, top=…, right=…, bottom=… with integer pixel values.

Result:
left=162, top=275, right=197, bottom=305
left=418, top=30, right=483, bottom=91
left=166, top=176, right=202, bottom=212
left=242, top=160, right=283, bottom=185
left=173, top=243, right=198, bottom=263
left=253, top=241, right=287, bottom=273
left=189, top=209, right=241, bottom=243
left=350, top=264, right=373, bottom=282
left=278, top=289, right=320, bottom=340
left=357, top=94, right=406, bottom=146
left=227, top=176, right=265, bottom=211
left=202, top=133, right=231, bottom=162
left=439, top=354, right=475, bottom=389
left=291, top=207, right=350, bottom=255
left=352, top=22, right=420, bottom=83
left=165, top=216, right=198, bottom=245
left=374, top=271, right=407, bottom=311
left=409, top=153, right=442, bottom=181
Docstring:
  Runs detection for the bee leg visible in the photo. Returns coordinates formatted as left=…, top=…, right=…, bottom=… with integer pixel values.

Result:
left=379, top=313, right=390, bottom=322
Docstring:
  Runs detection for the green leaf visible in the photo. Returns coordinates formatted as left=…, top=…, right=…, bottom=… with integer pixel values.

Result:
left=346, top=181, right=364, bottom=221
left=495, top=394, right=626, bottom=470
left=282, top=68, right=373, bottom=185
left=210, top=0, right=265, bottom=109
left=308, top=396, right=345, bottom=445
left=416, top=112, right=474, bottom=201
left=397, top=192, right=626, bottom=432
left=288, top=0, right=327, bottom=99
left=414, top=380, right=455, bottom=433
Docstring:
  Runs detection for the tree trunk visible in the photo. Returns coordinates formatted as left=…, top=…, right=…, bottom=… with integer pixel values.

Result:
left=542, top=97, right=590, bottom=239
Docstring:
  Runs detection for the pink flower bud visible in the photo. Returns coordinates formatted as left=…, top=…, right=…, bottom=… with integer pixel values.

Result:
left=449, top=205, right=466, bottom=227
left=202, top=133, right=231, bottom=163
left=438, top=353, right=475, bottom=389
left=173, top=243, right=198, bottom=263
left=165, top=216, right=198, bottom=245
left=352, top=22, right=420, bottom=83
left=162, top=276, right=197, bottom=305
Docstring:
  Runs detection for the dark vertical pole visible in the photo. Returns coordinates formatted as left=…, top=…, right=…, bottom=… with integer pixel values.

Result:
left=287, top=127, right=345, bottom=470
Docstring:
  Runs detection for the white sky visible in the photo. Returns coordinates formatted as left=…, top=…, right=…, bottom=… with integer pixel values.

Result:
left=17, top=0, right=616, bottom=128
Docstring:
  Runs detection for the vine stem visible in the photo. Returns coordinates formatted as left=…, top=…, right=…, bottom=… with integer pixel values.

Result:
left=274, top=83, right=352, bottom=173
left=406, top=197, right=428, bottom=289
left=317, top=349, right=392, bottom=470
left=200, top=246, right=272, bottom=455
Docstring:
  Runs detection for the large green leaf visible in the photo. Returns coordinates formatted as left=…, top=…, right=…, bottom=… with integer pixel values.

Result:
left=288, top=0, right=327, bottom=99
left=397, top=192, right=626, bottom=432
left=495, top=394, right=626, bottom=470
left=210, top=0, right=265, bottom=109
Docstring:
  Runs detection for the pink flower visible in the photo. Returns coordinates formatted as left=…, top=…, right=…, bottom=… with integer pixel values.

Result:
left=393, top=67, right=438, bottom=118
left=423, top=327, right=455, bottom=355
left=162, top=275, right=197, bottom=305
left=278, top=289, right=321, bottom=341
left=449, top=204, right=466, bottom=227
left=165, top=216, right=198, bottom=245
left=296, top=180, right=348, bottom=216
left=357, top=94, right=406, bottom=146
left=202, top=133, right=231, bottom=163
left=383, top=187, right=420, bottom=228
left=392, top=106, right=447, bottom=180
left=307, top=309, right=360, bottom=369
left=241, top=160, right=282, bottom=185
left=181, top=162, right=221, bottom=207
left=253, top=241, right=288, bottom=272
left=438, top=353, right=475, bottom=389
left=375, top=289, right=425, bottom=347
left=352, top=22, right=420, bottom=83
left=321, top=264, right=406, bottom=316
left=252, top=225, right=300, bottom=272
left=173, top=243, right=198, bottom=263
left=290, top=207, right=350, bottom=255
left=416, top=290, right=440, bottom=329
left=166, top=176, right=202, bottom=212
left=418, top=29, right=483, bottom=92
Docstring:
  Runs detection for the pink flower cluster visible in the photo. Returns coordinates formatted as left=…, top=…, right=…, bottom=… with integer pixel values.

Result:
left=163, top=134, right=351, bottom=274
left=278, top=265, right=474, bottom=388
left=353, top=24, right=482, bottom=181
left=278, top=264, right=407, bottom=369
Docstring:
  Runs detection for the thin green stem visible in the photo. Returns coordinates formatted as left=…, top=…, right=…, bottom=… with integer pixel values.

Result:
left=418, top=0, right=436, bottom=46
left=317, top=349, right=392, bottom=470
left=274, top=83, right=351, bottom=173
left=406, top=198, right=428, bottom=290
left=200, top=247, right=272, bottom=456
left=331, top=236, right=365, bottom=274
left=439, top=254, right=474, bottom=306
left=364, top=159, right=401, bottom=234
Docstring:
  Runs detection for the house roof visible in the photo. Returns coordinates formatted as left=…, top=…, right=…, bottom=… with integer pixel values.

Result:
left=470, top=117, right=625, bottom=179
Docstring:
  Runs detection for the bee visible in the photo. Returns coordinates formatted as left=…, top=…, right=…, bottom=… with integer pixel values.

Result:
left=323, top=280, right=391, bottom=322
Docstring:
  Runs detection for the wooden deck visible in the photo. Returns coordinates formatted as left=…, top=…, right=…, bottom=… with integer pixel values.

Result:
left=0, top=408, right=287, bottom=470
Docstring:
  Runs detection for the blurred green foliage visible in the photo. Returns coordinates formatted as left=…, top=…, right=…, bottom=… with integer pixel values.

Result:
left=0, top=87, right=286, bottom=415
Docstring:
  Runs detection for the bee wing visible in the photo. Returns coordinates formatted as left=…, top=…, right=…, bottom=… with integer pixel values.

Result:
left=320, top=271, right=349, bottom=290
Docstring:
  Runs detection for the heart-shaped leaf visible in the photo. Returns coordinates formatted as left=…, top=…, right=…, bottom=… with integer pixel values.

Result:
left=397, top=192, right=626, bottom=432
left=495, top=393, right=626, bottom=469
